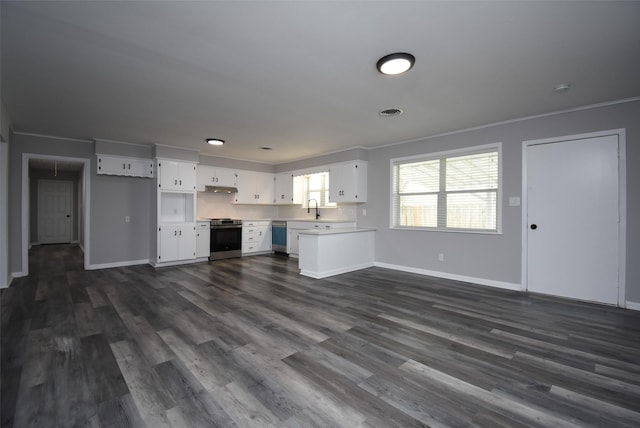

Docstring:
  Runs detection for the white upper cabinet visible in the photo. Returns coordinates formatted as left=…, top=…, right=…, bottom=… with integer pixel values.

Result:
left=329, top=160, right=367, bottom=203
left=196, top=165, right=237, bottom=190
left=158, top=160, right=197, bottom=191
left=274, top=172, right=294, bottom=205
left=235, top=170, right=275, bottom=204
left=96, top=155, right=154, bottom=178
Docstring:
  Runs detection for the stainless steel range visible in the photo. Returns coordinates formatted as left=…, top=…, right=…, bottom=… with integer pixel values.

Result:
left=208, top=218, right=242, bottom=260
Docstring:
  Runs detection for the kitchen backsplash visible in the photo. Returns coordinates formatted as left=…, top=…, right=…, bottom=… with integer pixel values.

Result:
left=197, top=193, right=357, bottom=222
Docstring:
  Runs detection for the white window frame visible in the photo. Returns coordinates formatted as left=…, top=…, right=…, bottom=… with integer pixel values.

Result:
left=390, top=142, right=502, bottom=234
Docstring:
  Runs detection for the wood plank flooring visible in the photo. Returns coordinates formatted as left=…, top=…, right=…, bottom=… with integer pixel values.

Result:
left=2, top=244, right=640, bottom=427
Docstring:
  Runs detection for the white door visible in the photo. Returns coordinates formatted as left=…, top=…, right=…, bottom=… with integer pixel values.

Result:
left=37, top=180, right=73, bottom=244
left=526, top=135, right=619, bottom=304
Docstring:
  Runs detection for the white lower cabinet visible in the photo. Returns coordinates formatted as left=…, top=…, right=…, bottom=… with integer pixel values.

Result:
left=159, top=223, right=196, bottom=262
left=242, top=221, right=272, bottom=254
left=286, top=221, right=356, bottom=257
left=196, top=221, right=210, bottom=258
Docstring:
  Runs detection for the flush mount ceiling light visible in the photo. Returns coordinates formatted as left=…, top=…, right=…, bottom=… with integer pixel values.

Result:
left=206, top=138, right=225, bottom=146
left=377, top=52, right=415, bottom=75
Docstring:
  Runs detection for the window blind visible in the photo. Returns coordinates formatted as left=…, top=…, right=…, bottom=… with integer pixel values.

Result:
left=392, top=146, right=499, bottom=232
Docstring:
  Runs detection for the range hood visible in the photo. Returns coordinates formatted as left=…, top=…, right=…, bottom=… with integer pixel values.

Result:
left=204, top=185, right=238, bottom=194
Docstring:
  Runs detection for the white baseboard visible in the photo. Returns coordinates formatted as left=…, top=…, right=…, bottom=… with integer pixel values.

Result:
left=625, top=301, right=640, bottom=311
left=150, top=258, right=203, bottom=268
left=86, top=259, right=148, bottom=270
left=301, top=262, right=375, bottom=279
left=374, top=262, right=522, bottom=292
left=1, top=273, right=14, bottom=289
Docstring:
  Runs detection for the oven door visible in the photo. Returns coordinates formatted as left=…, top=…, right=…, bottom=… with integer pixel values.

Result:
left=210, top=226, right=242, bottom=256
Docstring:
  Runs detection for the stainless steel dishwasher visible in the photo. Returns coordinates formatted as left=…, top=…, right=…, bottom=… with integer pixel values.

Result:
left=271, top=220, right=287, bottom=254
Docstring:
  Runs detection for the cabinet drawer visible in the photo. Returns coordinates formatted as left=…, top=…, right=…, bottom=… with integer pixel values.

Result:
left=243, top=232, right=261, bottom=243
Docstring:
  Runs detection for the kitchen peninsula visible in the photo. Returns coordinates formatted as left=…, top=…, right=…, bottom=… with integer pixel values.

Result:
left=298, top=227, right=375, bottom=279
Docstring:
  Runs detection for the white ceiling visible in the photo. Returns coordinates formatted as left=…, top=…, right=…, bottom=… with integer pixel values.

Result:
left=2, top=1, right=640, bottom=164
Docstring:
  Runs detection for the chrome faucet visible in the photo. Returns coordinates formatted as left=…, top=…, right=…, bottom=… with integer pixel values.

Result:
left=308, top=198, right=320, bottom=219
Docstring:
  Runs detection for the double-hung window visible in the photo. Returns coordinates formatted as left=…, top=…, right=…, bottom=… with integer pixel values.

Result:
left=391, top=144, right=501, bottom=232
left=293, top=171, right=336, bottom=208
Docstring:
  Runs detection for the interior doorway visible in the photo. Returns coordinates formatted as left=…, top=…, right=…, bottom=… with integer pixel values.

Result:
left=22, top=154, right=91, bottom=274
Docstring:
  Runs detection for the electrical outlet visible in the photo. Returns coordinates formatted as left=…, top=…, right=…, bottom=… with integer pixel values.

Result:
left=438, top=253, right=444, bottom=261
left=362, top=208, right=367, bottom=216
left=125, top=216, right=130, bottom=223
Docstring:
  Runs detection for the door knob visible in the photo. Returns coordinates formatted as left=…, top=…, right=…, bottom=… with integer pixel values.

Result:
left=530, top=224, right=537, bottom=230
left=66, top=214, right=70, bottom=218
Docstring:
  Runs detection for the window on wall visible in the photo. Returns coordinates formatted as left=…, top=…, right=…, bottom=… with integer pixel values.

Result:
left=293, top=171, right=336, bottom=208
left=391, top=144, right=500, bottom=232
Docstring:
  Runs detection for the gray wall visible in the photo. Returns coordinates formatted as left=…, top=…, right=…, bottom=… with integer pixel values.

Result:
left=361, top=100, right=640, bottom=303
left=199, top=154, right=275, bottom=173
left=9, top=133, right=152, bottom=272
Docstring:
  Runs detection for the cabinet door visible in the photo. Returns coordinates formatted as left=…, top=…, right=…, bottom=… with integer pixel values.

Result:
left=177, top=163, right=197, bottom=191
left=234, top=171, right=258, bottom=204
left=177, top=224, right=196, bottom=260
left=275, top=172, right=293, bottom=205
left=197, top=165, right=216, bottom=188
left=257, top=225, right=272, bottom=252
left=159, top=226, right=178, bottom=262
left=329, top=161, right=367, bottom=203
left=159, top=160, right=180, bottom=190
left=254, top=172, right=274, bottom=204
left=196, top=223, right=210, bottom=258
left=288, top=229, right=301, bottom=255
left=129, top=158, right=154, bottom=177
left=216, top=168, right=237, bottom=187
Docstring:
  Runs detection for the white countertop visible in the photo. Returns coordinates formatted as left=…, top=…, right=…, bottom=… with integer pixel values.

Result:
left=298, top=227, right=375, bottom=236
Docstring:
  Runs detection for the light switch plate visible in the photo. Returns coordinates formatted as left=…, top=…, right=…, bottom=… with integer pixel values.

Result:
left=509, top=197, right=521, bottom=207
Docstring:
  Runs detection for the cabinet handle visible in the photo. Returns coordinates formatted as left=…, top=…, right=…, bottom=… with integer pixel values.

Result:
left=123, top=163, right=126, bottom=169
left=179, top=180, right=182, bottom=186
left=174, top=179, right=178, bottom=185
left=174, top=230, right=177, bottom=236
left=179, top=230, right=182, bottom=236
left=128, top=163, right=131, bottom=169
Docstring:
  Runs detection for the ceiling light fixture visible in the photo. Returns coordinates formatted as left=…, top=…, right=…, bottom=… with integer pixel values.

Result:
left=206, top=138, right=225, bottom=146
left=377, top=52, right=415, bottom=75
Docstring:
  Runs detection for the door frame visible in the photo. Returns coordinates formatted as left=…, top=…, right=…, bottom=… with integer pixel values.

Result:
left=521, top=129, right=626, bottom=307
left=21, top=153, right=91, bottom=275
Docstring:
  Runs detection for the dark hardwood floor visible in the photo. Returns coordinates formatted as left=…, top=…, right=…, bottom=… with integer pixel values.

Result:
left=2, top=244, right=640, bottom=427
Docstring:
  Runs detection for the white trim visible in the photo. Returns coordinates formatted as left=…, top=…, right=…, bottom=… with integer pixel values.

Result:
left=300, top=262, right=375, bottom=279
left=521, top=128, right=626, bottom=306
left=625, top=301, right=640, bottom=312
left=94, top=137, right=152, bottom=149
left=150, top=259, right=200, bottom=268
left=389, top=142, right=502, bottom=234
left=13, top=132, right=93, bottom=144
left=22, top=154, right=91, bottom=275
left=86, top=259, right=148, bottom=270
left=374, top=262, right=521, bottom=291
left=0, top=141, right=8, bottom=288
